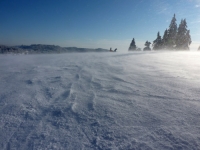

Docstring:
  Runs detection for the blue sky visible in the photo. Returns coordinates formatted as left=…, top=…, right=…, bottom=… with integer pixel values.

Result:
left=0, top=0, right=200, bottom=51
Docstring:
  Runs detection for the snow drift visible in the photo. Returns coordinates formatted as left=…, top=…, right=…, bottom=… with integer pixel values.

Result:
left=0, top=51, right=200, bottom=149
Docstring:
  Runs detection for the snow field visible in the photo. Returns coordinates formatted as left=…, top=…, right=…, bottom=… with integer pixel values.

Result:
left=0, top=52, right=200, bottom=149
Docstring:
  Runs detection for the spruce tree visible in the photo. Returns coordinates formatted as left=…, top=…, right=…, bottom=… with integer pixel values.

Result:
left=153, top=32, right=162, bottom=50
left=176, top=19, right=191, bottom=50
left=143, top=41, right=151, bottom=51
left=167, top=14, right=177, bottom=49
left=128, top=38, right=137, bottom=51
left=176, top=19, right=185, bottom=49
left=162, top=29, right=168, bottom=49
left=184, top=30, right=192, bottom=50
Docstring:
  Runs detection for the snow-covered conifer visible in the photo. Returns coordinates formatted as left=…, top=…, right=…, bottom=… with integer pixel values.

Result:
left=162, top=29, right=168, bottom=49
left=176, top=19, right=191, bottom=50
left=153, top=32, right=162, bottom=50
left=128, top=38, right=137, bottom=51
left=184, top=30, right=192, bottom=50
left=167, top=14, right=177, bottom=49
left=143, top=41, right=151, bottom=51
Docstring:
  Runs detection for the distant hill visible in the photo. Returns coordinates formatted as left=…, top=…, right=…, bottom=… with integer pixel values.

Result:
left=0, top=44, right=109, bottom=54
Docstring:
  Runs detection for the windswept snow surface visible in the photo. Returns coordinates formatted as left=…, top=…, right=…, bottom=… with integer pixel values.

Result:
left=0, top=52, right=200, bottom=150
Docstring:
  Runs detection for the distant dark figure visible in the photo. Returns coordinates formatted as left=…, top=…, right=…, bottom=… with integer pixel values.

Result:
left=110, top=48, right=117, bottom=52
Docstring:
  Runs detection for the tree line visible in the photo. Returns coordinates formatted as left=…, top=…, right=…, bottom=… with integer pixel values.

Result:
left=0, top=44, right=109, bottom=54
left=129, top=14, right=192, bottom=51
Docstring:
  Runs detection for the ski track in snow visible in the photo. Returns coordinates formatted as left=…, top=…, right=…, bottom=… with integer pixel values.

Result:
left=0, top=52, right=200, bottom=149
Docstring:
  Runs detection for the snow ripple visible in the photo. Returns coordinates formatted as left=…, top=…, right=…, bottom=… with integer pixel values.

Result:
left=0, top=53, right=200, bottom=149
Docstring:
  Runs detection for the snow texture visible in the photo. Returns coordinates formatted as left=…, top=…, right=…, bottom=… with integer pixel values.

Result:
left=0, top=52, right=200, bottom=150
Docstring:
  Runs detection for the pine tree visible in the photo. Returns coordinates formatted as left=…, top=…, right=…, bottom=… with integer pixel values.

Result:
left=184, top=30, right=192, bottom=50
left=143, top=41, right=151, bottom=51
left=153, top=32, right=162, bottom=50
left=176, top=19, right=185, bottom=49
left=167, top=14, right=177, bottom=49
left=162, top=29, right=168, bottom=49
left=198, top=45, right=200, bottom=51
left=176, top=19, right=191, bottom=50
left=128, top=38, right=137, bottom=51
